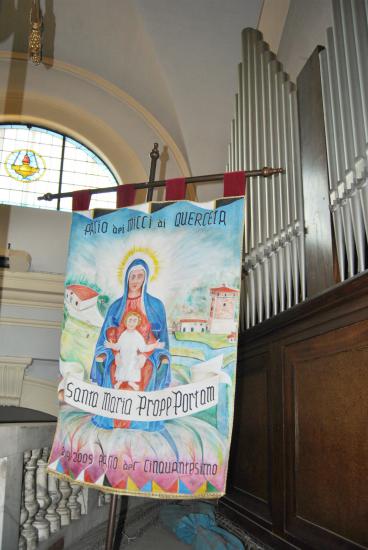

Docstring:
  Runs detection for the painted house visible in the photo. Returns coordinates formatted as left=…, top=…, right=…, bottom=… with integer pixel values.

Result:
left=179, top=319, right=208, bottom=333
left=227, top=332, right=237, bottom=343
left=208, top=285, right=239, bottom=334
left=65, top=284, right=99, bottom=311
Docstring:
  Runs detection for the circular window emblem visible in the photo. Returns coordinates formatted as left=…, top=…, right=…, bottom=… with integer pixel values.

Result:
left=5, top=149, right=46, bottom=182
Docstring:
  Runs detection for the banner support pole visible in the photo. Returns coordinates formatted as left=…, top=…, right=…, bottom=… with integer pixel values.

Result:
left=105, top=493, right=118, bottom=550
left=146, top=142, right=160, bottom=202
left=104, top=142, right=160, bottom=550
left=37, top=161, right=284, bottom=203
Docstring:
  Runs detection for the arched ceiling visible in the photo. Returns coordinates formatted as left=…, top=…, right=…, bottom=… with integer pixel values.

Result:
left=0, top=0, right=264, bottom=196
left=134, top=1, right=263, bottom=175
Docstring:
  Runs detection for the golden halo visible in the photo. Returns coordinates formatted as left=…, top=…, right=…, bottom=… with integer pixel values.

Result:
left=117, top=246, right=160, bottom=284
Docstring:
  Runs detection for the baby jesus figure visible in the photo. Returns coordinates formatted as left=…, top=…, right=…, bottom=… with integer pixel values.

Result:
left=104, top=311, right=164, bottom=390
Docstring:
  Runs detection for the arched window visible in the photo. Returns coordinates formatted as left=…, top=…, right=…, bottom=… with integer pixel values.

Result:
left=0, top=124, right=119, bottom=211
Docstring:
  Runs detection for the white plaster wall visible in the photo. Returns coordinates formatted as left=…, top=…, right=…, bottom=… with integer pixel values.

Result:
left=4, top=205, right=71, bottom=273
left=1, top=205, right=66, bottom=412
left=1, top=323, right=61, bottom=359
left=0, top=268, right=64, bottom=414
left=48, top=0, right=189, bottom=160
left=25, top=359, right=59, bottom=382
left=0, top=0, right=188, bottom=161
left=258, top=0, right=291, bottom=55
left=277, top=0, right=333, bottom=82
left=135, top=0, right=262, bottom=178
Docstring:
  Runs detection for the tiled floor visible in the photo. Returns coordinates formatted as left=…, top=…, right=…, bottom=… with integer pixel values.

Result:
left=71, top=500, right=189, bottom=549
left=73, top=521, right=189, bottom=549
left=71, top=499, right=268, bottom=550
left=115, top=523, right=190, bottom=549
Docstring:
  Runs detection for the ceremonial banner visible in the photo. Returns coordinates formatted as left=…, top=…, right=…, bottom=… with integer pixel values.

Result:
left=48, top=198, right=245, bottom=498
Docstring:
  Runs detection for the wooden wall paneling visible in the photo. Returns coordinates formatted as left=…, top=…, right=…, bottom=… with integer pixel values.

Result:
left=297, top=46, right=336, bottom=297
left=269, top=341, right=286, bottom=537
left=223, top=272, right=368, bottom=549
left=284, top=322, right=368, bottom=549
left=227, top=348, right=272, bottom=526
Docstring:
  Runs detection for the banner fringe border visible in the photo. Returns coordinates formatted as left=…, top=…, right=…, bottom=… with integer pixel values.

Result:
left=47, top=467, right=223, bottom=500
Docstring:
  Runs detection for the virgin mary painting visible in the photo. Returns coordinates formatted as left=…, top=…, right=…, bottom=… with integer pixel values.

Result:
left=90, top=258, right=171, bottom=431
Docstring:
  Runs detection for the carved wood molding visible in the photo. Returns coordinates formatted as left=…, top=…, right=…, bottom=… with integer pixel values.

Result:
left=0, top=356, right=32, bottom=406
left=0, top=270, right=64, bottom=309
left=240, top=271, right=368, bottom=347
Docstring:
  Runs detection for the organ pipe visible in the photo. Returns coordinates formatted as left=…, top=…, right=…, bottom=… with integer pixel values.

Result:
left=228, top=28, right=306, bottom=327
left=320, top=0, right=368, bottom=282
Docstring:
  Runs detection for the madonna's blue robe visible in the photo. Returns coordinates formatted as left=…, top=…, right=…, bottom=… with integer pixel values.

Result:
left=90, top=259, right=171, bottom=431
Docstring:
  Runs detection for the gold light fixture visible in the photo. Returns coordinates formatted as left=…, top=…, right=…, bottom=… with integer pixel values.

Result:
left=29, top=0, right=43, bottom=65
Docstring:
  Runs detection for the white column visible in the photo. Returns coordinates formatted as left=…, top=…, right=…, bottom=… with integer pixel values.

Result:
left=68, top=483, right=82, bottom=520
left=22, top=450, right=39, bottom=550
left=0, top=357, right=32, bottom=406
left=33, top=448, right=51, bottom=541
left=46, top=473, right=61, bottom=533
left=57, top=480, right=72, bottom=526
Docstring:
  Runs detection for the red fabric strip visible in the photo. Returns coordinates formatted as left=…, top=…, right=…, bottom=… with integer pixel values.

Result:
left=165, top=178, right=186, bottom=201
left=72, top=189, right=91, bottom=211
left=223, top=171, right=247, bottom=197
left=116, top=184, right=136, bottom=208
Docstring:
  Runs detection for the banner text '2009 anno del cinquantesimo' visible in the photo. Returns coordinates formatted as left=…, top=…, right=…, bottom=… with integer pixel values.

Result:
left=48, top=198, right=245, bottom=498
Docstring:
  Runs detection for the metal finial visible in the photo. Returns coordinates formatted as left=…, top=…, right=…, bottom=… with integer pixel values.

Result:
left=260, top=166, right=285, bottom=177
left=150, top=143, right=160, bottom=161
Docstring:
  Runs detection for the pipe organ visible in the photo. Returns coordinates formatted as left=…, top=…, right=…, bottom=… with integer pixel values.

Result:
left=227, top=28, right=306, bottom=329
left=231, top=1, right=368, bottom=329
left=320, top=0, right=368, bottom=281
left=224, top=6, right=368, bottom=549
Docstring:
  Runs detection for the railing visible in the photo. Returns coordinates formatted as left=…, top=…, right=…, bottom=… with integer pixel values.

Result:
left=0, top=422, right=110, bottom=550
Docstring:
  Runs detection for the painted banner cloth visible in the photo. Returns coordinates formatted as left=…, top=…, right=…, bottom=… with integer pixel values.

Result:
left=48, top=198, right=245, bottom=499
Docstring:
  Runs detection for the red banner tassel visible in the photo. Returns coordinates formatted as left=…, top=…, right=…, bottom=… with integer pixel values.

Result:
left=116, top=184, right=136, bottom=208
left=223, top=171, right=247, bottom=197
left=72, top=189, right=91, bottom=211
left=165, top=178, right=187, bottom=201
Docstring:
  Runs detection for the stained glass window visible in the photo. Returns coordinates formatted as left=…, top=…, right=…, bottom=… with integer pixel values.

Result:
left=0, top=124, right=119, bottom=211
